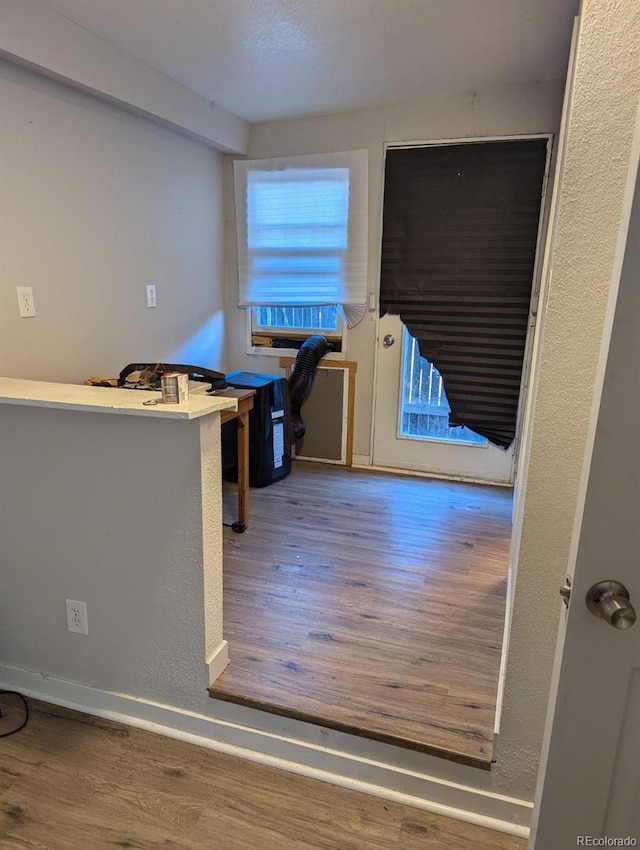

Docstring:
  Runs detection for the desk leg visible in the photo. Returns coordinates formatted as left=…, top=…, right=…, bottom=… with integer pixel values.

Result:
left=233, top=410, right=249, bottom=533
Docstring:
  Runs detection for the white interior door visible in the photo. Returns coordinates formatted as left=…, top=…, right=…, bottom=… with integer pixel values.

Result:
left=372, top=313, right=514, bottom=482
left=530, top=145, right=640, bottom=848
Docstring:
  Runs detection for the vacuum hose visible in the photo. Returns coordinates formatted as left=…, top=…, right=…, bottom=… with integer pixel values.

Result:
left=288, top=335, right=332, bottom=440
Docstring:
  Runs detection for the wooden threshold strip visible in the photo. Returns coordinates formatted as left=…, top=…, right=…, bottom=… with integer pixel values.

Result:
left=209, top=687, right=492, bottom=770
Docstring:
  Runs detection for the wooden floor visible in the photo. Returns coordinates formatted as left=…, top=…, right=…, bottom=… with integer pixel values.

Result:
left=214, top=462, right=513, bottom=767
left=0, top=700, right=526, bottom=850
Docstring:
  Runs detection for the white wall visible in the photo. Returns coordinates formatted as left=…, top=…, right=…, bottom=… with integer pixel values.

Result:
left=0, top=59, right=226, bottom=383
left=223, top=79, right=565, bottom=460
left=0, top=0, right=249, bottom=154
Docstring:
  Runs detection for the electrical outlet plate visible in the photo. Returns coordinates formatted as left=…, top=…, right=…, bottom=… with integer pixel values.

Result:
left=65, top=598, right=89, bottom=635
left=146, top=284, right=157, bottom=308
left=17, top=286, right=36, bottom=317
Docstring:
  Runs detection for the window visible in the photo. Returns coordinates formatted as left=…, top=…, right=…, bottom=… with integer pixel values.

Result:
left=248, top=304, right=344, bottom=351
left=400, top=330, right=487, bottom=446
left=252, top=305, right=342, bottom=334
left=234, top=150, right=368, bottom=335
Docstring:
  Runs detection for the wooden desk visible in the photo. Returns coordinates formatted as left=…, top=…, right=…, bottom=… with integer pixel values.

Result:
left=214, top=388, right=255, bottom=533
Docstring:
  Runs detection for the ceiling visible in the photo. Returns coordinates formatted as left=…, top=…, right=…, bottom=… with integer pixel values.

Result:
left=39, top=0, right=579, bottom=123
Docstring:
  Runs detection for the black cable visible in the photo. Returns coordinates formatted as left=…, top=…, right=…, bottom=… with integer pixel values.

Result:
left=0, top=690, right=29, bottom=737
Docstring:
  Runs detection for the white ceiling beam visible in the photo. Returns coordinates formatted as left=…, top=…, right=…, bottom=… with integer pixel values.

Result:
left=0, top=0, right=249, bottom=154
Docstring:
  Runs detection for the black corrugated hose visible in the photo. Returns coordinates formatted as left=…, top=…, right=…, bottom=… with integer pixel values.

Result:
left=0, top=691, right=29, bottom=737
left=288, top=335, right=331, bottom=440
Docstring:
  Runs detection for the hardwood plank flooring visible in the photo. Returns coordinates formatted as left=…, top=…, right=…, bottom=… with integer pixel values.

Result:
left=0, top=700, right=526, bottom=850
left=214, top=462, right=513, bottom=767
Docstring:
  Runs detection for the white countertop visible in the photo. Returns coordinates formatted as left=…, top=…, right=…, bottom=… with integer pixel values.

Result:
left=0, top=377, right=238, bottom=420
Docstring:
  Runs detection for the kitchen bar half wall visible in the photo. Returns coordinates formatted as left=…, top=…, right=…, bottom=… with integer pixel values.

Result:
left=0, top=377, right=236, bottom=702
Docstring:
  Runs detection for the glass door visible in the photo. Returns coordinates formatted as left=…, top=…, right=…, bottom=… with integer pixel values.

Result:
left=372, top=314, right=514, bottom=482
left=400, top=331, right=487, bottom=447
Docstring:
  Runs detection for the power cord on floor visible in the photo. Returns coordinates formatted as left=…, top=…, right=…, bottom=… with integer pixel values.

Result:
left=0, top=690, right=29, bottom=737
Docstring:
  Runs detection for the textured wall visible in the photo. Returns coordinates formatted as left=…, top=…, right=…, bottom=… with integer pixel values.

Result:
left=0, top=59, right=226, bottom=383
left=498, top=0, right=640, bottom=799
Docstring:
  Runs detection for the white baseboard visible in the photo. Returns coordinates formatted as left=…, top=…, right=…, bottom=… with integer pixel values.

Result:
left=353, top=460, right=512, bottom=487
left=0, top=664, right=532, bottom=839
left=352, top=453, right=372, bottom=466
left=206, top=639, right=229, bottom=685
left=294, top=454, right=346, bottom=465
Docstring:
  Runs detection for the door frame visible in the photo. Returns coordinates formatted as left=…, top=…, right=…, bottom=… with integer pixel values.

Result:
left=530, top=96, right=640, bottom=848
left=494, top=17, right=581, bottom=742
left=369, top=133, right=554, bottom=484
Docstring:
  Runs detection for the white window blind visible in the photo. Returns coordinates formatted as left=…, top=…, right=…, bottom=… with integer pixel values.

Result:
left=234, top=150, right=368, bottom=328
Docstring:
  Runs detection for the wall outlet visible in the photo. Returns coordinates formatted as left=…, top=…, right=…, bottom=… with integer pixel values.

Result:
left=65, top=598, right=89, bottom=635
left=146, top=284, right=157, bottom=308
left=17, top=286, right=36, bottom=317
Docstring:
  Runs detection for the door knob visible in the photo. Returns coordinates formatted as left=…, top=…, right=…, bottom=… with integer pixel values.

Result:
left=383, top=334, right=395, bottom=347
left=586, top=581, right=636, bottom=630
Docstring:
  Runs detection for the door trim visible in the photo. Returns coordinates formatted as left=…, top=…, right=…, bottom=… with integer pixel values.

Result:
left=497, top=17, right=581, bottom=740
